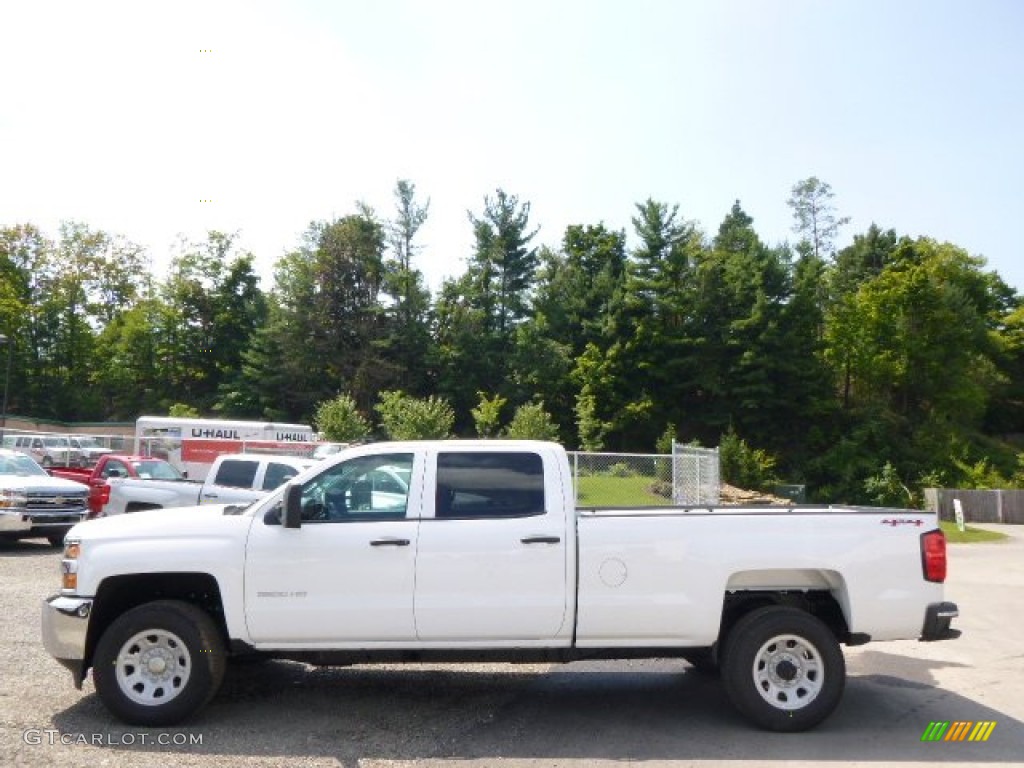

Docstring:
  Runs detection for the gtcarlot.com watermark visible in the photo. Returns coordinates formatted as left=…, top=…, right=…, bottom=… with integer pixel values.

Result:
left=23, top=729, right=203, bottom=747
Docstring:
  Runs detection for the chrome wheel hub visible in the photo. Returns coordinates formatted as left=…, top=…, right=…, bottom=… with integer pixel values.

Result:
left=752, top=633, right=823, bottom=710
left=114, top=629, right=192, bottom=706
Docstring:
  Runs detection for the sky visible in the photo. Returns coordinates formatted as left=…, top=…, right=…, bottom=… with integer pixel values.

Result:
left=2, top=0, right=1022, bottom=293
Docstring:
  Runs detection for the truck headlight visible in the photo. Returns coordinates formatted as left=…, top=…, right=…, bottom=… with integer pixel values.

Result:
left=62, top=539, right=81, bottom=592
left=0, top=488, right=28, bottom=508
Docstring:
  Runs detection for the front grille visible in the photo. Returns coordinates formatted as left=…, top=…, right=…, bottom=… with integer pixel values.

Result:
left=25, top=492, right=88, bottom=512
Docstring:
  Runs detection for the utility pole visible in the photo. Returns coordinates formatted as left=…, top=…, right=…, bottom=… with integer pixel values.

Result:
left=0, top=334, right=12, bottom=442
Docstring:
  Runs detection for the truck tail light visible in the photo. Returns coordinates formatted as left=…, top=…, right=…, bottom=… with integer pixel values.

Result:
left=921, top=529, right=947, bottom=583
left=89, top=484, right=111, bottom=519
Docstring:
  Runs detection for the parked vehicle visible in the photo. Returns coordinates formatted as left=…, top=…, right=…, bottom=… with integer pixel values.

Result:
left=190, top=453, right=316, bottom=509
left=0, top=449, right=88, bottom=546
left=312, top=442, right=348, bottom=460
left=51, top=452, right=315, bottom=516
left=43, top=440, right=959, bottom=731
left=49, top=454, right=185, bottom=517
left=10, top=434, right=83, bottom=468
left=68, top=436, right=113, bottom=466
left=135, top=416, right=315, bottom=481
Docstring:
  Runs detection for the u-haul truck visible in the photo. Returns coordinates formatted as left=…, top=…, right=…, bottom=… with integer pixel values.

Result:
left=134, top=416, right=315, bottom=481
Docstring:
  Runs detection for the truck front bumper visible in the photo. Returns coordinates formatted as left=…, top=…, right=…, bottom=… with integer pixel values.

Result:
left=41, top=595, right=92, bottom=688
left=1, top=509, right=86, bottom=535
left=0, top=510, right=32, bottom=533
left=920, top=601, right=961, bottom=641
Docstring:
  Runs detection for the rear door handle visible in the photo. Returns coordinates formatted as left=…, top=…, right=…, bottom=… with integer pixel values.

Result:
left=521, top=536, right=561, bottom=544
left=370, top=538, right=410, bottom=547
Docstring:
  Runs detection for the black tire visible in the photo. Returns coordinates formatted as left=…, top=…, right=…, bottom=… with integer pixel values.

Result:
left=682, top=648, right=720, bottom=676
left=93, top=600, right=226, bottom=726
left=46, top=533, right=65, bottom=548
left=721, top=606, right=845, bottom=732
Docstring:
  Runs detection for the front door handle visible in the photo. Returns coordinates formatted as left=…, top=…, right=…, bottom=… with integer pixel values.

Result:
left=370, top=538, right=411, bottom=547
left=521, top=536, right=561, bottom=544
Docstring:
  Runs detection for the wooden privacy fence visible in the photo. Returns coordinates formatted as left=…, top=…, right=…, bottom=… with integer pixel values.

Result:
left=924, top=489, right=1024, bottom=524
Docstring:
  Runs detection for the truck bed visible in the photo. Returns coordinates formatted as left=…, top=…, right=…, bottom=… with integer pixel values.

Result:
left=578, top=504, right=908, bottom=516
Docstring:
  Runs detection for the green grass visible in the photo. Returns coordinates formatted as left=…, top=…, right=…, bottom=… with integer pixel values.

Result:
left=575, top=474, right=671, bottom=507
left=940, top=520, right=1009, bottom=543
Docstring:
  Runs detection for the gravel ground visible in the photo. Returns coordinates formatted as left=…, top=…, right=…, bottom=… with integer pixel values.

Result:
left=1, top=527, right=1021, bottom=768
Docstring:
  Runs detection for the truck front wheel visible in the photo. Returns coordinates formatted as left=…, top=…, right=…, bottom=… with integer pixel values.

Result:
left=721, top=606, right=845, bottom=732
left=93, top=600, right=226, bottom=726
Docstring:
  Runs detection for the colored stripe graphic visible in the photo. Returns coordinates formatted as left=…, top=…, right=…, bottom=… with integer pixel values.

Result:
left=945, top=721, right=971, bottom=741
left=969, top=722, right=997, bottom=742
left=921, top=721, right=949, bottom=741
left=921, top=721, right=997, bottom=742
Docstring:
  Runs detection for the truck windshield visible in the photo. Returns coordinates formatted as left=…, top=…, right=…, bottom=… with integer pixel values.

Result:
left=130, top=460, right=185, bottom=480
left=0, top=455, right=48, bottom=477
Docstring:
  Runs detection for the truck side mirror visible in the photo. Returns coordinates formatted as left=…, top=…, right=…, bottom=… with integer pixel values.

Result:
left=282, top=482, right=303, bottom=529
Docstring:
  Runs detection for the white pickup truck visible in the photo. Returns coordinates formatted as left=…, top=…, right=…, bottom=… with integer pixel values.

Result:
left=102, top=453, right=315, bottom=515
left=0, top=450, right=89, bottom=546
left=42, top=440, right=959, bottom=732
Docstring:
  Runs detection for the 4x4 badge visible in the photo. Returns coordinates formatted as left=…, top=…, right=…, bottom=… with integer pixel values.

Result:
left=880, top=518, right=924, bottom=527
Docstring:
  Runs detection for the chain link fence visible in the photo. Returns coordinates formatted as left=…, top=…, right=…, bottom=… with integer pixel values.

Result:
left=1, top=427, right=127, bottom=468
left=672, top=442, right=721, bottom=505
left=569, top=447, right=722, bottom=508
left=569, top=451, right=675, bottom=507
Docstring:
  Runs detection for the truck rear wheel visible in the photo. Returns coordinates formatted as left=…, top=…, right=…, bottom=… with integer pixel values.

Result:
left=721, top=606, right=845, bottom=732
left=93, top=600, right=225, bottom=726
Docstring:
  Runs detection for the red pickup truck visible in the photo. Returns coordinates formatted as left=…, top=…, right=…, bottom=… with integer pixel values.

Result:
left=49, top=454, right=183, bottom=518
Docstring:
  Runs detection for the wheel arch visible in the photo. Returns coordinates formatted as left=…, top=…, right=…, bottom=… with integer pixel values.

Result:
left=718, top=586, right=852, bottom=651
left=85, top=572, right=228, bottom=673
left=124, top=502, right=163, bottom=513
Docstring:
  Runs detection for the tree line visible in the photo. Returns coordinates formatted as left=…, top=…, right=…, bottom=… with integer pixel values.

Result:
left=2, top=177, right=1023, bottom=504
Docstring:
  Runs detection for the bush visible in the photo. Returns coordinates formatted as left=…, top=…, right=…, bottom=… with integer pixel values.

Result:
left=575, top=393, right=607, bottom=451
left=505, top=402, right=560, bottom=441
left=314, top=394, right=372, bottom=442
left=471, top=392, right=506, bottom=438
left=719, top=428, right=779, bottom=491
left=608, top=462, right=635, bottom=478
left=655, top=423, right=675, bottom=481
left=864, top=462, right=914, bottom=507
left=375, top=391, right=454, bottom=440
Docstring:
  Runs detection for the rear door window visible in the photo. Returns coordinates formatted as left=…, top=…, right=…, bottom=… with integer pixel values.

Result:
left=212, top=459, right=259, bottom=489
left=435, top=452, right=545, bottom=519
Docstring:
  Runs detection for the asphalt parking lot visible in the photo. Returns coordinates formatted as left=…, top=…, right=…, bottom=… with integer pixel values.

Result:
left=2, top=526, right=1021, bottom=768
